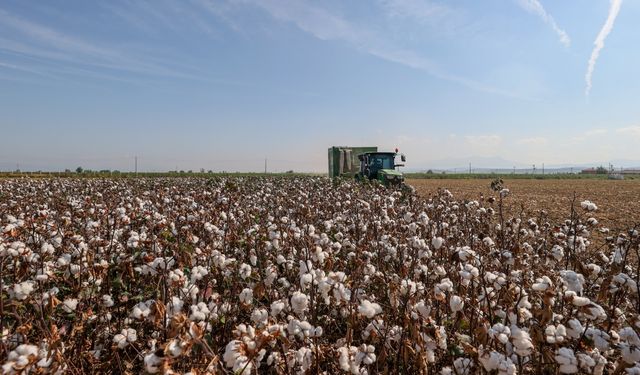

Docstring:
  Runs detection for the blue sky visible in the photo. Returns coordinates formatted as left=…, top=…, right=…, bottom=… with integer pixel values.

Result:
left=1, top=0, right=639, bottom=172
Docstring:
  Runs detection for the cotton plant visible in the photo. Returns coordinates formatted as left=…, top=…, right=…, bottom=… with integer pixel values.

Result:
left=0, top=177, right=636, bottom=373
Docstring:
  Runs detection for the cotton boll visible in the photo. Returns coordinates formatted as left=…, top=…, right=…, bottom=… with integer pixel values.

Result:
left=453, top=357, right=473, bottom=375
left=580, top=200, right=598, bottom=211
left=61, top=298, right=78, bottom=313
left=560, top=270, right=585, bottom=294
left=532, top=276, right=553, bottom=291
left=358, top=300, right=382, bottom=319
left=102, top=294, right=114, bottom=307
left=489, top=323, right=511, bottom=344
left=239, top=263, right=252, bottom=280
left=113, top=328, right=136, bottom=349
left=545, top=324, right=567, bottom=344
left=271, top=300, right=286, bottom=316
left=10, top=281, right=35, bottom=301
left=239, top=288, right=253, bottom=305
left=432, top=237, right=444, bottom=250
left=511, top=327, right=534, bottom=356
left=290, top=291, right=309, bottom=316
left=555, top=347, right=578, bottom=374
left=449, top=295, right=464, bottom=313
left=251, top=308, right=268, bottom=326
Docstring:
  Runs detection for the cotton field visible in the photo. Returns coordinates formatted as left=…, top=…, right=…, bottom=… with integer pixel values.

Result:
left=1, top=177, right=640, bottom=374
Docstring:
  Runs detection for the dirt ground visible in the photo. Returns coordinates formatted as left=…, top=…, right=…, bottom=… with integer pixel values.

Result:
left=408, top=179, right=640, bottom=232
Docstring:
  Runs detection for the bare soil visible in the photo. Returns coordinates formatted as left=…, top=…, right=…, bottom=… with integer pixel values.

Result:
left=408, top=178, right=640, bottom=232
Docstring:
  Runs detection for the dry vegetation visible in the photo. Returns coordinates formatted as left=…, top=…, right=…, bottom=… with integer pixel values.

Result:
left=2, top=177, right=640, bottom=374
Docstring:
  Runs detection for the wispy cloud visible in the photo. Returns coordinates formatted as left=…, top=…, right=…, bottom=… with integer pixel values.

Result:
left=516, top=0, right=570, bottom=47
left=517, top=136, right=548, bottom=145
left=239, top=0, right=521, bottom=98
left=617, top=125, right=640, bottom=138
left=465, top=135, right=502, bottom=147
left=379, top=0, right=450, bottom=22
left=586, top=128, right=607, bottom=136
left=585, top=0, right=623, bottom=96
left=0, top=8, right=200, bottom=80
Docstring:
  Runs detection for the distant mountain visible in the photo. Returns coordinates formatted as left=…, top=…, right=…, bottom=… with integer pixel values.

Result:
left=405, top=156, right=640, bottom=174
left=410, top=156, right=524, bottom=171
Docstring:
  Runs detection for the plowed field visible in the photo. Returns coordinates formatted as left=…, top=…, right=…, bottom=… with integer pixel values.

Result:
left=408, top=178, right=640, bottom=232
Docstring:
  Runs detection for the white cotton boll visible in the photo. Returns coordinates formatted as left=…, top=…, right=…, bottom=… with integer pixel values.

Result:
left=497, top=356, right=516, bottom=375
left=576, top=352, right=596, bottom=371
left=356, top=344, right=376, bottom=365
left=239, top=263, right=252, bottom=280
left=434, top=278, right=453, bottom=300
left=251, top=308, right=268, bottom=326
left=555, top=347, right=578, bottom=374
left=3, top=344, right=38, bottom=373
left=168, top=296, right=184, bottom=317
left=432, top=237, right=444, bottom=250
left=551, top=245, right=565, bottom=261
left=584, top=328, right=610, bottom=351
left=102, top=294, right=114, bottom=307
left=167, top=339, right=186, bottom=358
left=290, top=291, right=309, bottom=315
left=62, top=298, right=78, bottom=313
left=545, top=324, right=567, bottom=344
left=131, top=300, right=153, bottom=320
left=358, top=300, right=382, bottom=319
left=113, top=328, right=136, bottom=349
left=190, top=265, right=208, bottom=282
left=11, top=281, right=35, bottom=301
left=479, top=350, right=502, bottom=371
left=453, top=357, right=473, bottom=375
left=483, top=237, right=495, bottom=247
left=403, top=212, right=413, bottom=223
left=271, top=300, right=285, bottom=316
left=450, top=295, right=464, bottom=312
left=489, top=323, right=511, bottom=344
left=560, top=270, right=585, bottom=294
left=620, top=327, right=640, bottom=346
left=583, top=303, right=607, bottom=321
left=189, top=302, right=210, bottom=322
left=337, top=346, right=352, bottom=372
left=580, top=200, right=598, bottom=211
left=566, top=319, right=583, bottom=339
left=239, top=288, right=253, bottom=305
left=511, top=327, right=534, bottom=356
left=565, top=291, right=591, bottom=307
left=532, top=276, right=553, bottom=291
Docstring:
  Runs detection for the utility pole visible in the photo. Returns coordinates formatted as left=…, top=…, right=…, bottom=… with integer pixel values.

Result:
left=542, top=163, right=545, bottom=175
left=469, top=162, right=471, bottom=174
left=264, top=158, right=267, bottom=174
left=135, top=156, right=138, bottom=177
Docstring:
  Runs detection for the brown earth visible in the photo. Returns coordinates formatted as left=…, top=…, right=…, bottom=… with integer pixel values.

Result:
left=408, top=179, right=640, bottom=233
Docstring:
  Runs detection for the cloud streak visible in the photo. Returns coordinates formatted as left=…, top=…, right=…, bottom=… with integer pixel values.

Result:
left=585, top=0, right=623, bottom=96
left=0, top=8, right=201, bottom=81
left=241, top=0, right=522, bottom=98
left=516, top=0, right=570, bottom=47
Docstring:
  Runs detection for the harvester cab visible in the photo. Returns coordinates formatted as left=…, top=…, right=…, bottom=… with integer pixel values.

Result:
left=328, top=146, right=407, bottom=187
left=356, top=149, right=406, bottom=187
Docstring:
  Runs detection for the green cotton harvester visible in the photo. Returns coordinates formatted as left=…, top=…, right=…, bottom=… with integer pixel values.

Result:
left=328, top=146, right=407, bottom=187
